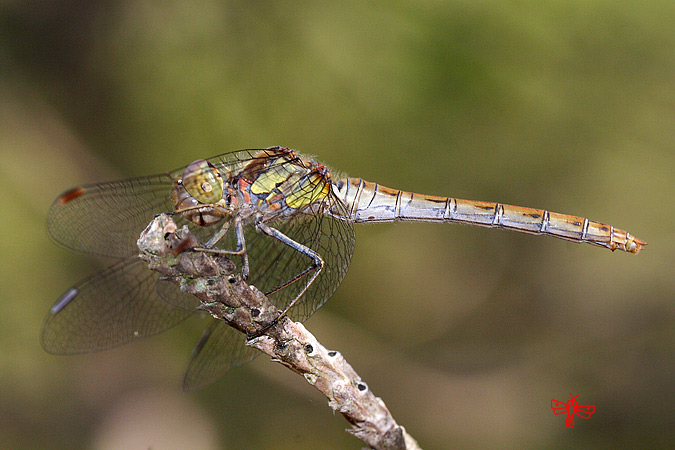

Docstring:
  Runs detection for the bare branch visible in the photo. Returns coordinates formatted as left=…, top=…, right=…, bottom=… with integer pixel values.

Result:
left=137, top=214, right=421, bottom=450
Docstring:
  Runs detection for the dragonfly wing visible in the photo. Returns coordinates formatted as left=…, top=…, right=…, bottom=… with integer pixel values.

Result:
left=47, top=149, right=303, bottom=259
left=551, top=399, right=570, bottom=414
left=48, top=174, right=176, bottom=258
left=41, top=257, right=194, bottom=354
left=574, top=405, right=595, bottom=418
left=155, top=276, right=201, bottom=311
left=201, top=147, right=307, bottom=180
left=182, top=320, right=259, bottom=391
left=241, top=193, right=355, bottom=322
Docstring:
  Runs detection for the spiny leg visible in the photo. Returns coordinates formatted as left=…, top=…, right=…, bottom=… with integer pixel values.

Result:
left=249, top=221, right=324, bottom=337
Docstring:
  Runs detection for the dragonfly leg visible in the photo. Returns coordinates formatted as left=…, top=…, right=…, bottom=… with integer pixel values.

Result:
left=248, top=222, right=324, bottom=337
left=202, top=219, right=232, bottom=248
left=195, top=218, right=250, bottom=279
left=236, top=220, right=249, bottom=279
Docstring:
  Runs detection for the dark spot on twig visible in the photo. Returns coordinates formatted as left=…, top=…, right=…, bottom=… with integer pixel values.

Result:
left=251, top=308, right=260, bottom=317
left=305, top=344, right=314, bottom=354
left=275, top=341, right=287, bottom=351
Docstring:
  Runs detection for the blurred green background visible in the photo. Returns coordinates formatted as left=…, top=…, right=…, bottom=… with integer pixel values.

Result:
left=1, top=1, right=673, bottom=449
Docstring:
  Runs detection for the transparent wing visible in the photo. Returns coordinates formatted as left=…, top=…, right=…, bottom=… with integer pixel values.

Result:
left=47, top=174, right=176, bottom=258
left=41, top=257, right=194, bottom=354
left=46, top=149, right=292, bottom=258
left=202, top=147, right=295, bottom=176
left=182, top=320, right=259, bottom=391
left=155, top=277, right=201, bottom=311
left=238, top=192, right=354, bottom=322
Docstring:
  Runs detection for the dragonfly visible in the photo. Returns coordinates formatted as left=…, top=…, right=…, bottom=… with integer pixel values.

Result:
left=551, top=393, right=595, bottom=428
left=42, top=146, right=645, bottom=390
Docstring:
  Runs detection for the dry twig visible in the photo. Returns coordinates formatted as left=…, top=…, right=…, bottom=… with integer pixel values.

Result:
left=137, top=214, right=421, bottom=450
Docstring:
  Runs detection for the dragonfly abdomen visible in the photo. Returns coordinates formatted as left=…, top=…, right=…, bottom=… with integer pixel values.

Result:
left=337, top=178, right=645, bottom=253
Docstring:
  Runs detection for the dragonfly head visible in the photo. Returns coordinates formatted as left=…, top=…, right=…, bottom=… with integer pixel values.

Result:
left=172, top=159, right=232, bottom=226
left=181, top=159, right=224, bottom=203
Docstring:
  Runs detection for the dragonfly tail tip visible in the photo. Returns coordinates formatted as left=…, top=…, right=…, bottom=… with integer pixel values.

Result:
left=628, top=235, right=647, bottom=254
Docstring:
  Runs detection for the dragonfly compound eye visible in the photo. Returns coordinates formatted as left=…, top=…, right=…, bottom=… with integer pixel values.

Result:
left=182, top=160, right=224, bottom=204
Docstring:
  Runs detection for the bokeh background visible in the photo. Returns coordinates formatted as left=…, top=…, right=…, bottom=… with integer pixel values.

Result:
left=1, top=1, right=673, bottom=449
